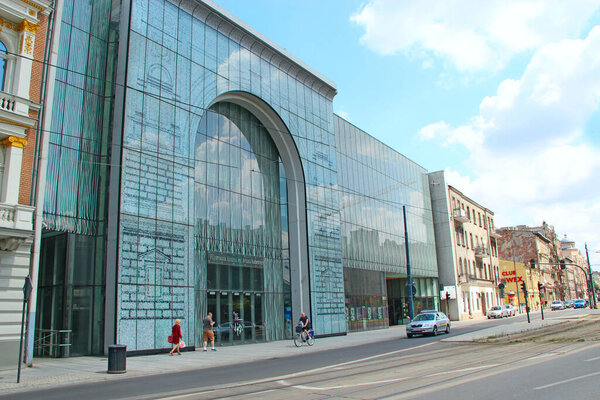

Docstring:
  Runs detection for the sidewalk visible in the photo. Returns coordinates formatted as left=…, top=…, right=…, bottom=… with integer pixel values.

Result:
left=0, top=313, right=590, bottom=394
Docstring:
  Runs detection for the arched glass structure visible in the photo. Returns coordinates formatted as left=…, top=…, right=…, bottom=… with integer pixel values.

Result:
left=194, top=102, right=291, bottom=343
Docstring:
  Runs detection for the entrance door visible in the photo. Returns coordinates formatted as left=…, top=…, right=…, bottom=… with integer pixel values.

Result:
left=206, top=262, right=265, bottom=345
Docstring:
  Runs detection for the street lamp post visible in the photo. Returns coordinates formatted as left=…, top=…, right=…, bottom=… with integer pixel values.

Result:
left=584, top=244, right=597, bottom=309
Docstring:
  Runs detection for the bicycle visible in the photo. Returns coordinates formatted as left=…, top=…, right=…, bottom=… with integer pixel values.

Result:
left=293, top=325, right=314, bottom=347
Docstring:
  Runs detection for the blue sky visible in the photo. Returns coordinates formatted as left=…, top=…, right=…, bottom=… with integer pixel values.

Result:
left=212, top=0, right=600, bottom=270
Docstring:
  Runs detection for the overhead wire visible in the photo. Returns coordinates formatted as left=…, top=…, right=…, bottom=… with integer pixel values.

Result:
left=6, top=44, right=499, bottom=239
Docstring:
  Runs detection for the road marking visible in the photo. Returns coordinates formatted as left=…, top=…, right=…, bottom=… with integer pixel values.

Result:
left=534, top=370, right=600, bottom=390
left=277, top=364, right=500, bottom=391
left=527, top=353, right=558, bottom=360
left=153, top=342, right=438, bottom=399
left=277, top=378, right=410, bottom=391
left=584, top=355, right=600, bottom=362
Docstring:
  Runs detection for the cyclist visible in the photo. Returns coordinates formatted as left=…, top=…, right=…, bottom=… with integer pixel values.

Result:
left=297, top=312, right=311, bottom=341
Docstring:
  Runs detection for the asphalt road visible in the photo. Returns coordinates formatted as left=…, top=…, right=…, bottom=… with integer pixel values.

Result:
left=0, top=310, right=594, bottom=400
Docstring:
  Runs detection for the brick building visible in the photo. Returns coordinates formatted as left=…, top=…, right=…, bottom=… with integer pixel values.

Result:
left=0, top=0, right=52, bottom=369
left=497, top=222, right=587, bottom=304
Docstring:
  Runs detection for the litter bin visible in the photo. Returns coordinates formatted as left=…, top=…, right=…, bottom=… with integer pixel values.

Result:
left=107, top=344, right=127, bottom=374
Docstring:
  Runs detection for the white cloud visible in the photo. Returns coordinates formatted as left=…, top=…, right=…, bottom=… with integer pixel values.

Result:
left=423, top=26, right=600, bottom=267
left=351, top=0, right=600, bottom=73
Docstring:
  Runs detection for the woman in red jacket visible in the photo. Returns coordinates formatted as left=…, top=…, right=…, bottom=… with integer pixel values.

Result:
left=170, top=319, right=183, bottom=355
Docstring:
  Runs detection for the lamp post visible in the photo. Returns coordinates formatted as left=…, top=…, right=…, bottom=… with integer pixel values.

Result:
left=403, top=205, right=414, bottom=320
left=584, top=244, right=597, bottom=308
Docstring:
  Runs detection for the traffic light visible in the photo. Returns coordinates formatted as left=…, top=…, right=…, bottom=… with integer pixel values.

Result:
left=537, top=282, right=544, bottom=291
left=560, top=259, right=566, bottom=270
left=520, top=281, right=527, bottom=292
left=530, top=259, right=536, bottom=268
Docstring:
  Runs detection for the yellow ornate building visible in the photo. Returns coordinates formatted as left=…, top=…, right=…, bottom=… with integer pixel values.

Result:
left=499, top=259, right=544, bottom=311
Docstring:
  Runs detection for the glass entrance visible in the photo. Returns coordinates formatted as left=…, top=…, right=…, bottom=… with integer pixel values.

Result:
left=207, top=262, right=265, bottom=345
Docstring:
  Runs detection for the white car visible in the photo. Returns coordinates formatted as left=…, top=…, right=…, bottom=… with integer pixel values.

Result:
left=487, top=306, right=506, bottom=319
left=502, top=305, right=516, bottom=316
left=406, top=311, right=450, bottom=337
left=551, top=300, right=565, bottom=310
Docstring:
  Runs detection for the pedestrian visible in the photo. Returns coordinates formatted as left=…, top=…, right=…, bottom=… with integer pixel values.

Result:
left=203, top=312, right=216, bottom=351
left=170, top=319, right=183, bottom=356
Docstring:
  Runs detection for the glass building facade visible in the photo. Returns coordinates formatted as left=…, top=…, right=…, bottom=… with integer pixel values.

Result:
left=37, top=0, right=439, bottom=355
left=335, top=117, right=439, bottom=329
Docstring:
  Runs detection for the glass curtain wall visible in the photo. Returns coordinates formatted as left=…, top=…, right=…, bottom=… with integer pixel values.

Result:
left=195, top=103, right=290, bottom=343
left=119, top=0, right=342, bottom=351
left=39, top=0, right=116, bottom=356
left=334, top=115, right=439, bottom=331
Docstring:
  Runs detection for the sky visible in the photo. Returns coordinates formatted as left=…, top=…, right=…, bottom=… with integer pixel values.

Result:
left=212, top=0, right=600, bottom=271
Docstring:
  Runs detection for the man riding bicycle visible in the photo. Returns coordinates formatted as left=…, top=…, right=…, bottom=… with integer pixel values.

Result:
left=297, top=312, right=311, bottom=340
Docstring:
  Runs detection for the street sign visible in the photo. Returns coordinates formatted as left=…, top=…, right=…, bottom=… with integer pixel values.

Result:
left=440, top=285, right=456, bottom=300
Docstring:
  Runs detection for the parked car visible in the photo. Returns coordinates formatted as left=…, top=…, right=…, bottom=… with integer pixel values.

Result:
left=502, top=304, right=516, bottom=316
left=564, top=300, right=574, bottom=308
left=406, top=311, right=450, bottom=337
left=214, top=320, right=256, bottom=340
left=573, top=299, right=587, bottom=309
left=487, top=306, right=506, bottom=319
left=551, top=300, right=565, bottom=310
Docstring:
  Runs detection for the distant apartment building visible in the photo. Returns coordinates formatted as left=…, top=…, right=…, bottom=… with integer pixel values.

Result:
left=0, top=0, right=52, bottom=369
left=497, top=222, right=587, bottom=304
left=559, top=235, right=591, bottom=300
left=428, top=171, right=502, bottom=320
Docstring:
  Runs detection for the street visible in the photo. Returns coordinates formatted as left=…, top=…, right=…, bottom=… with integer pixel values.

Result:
left=1, top=309, right=597, bottom=400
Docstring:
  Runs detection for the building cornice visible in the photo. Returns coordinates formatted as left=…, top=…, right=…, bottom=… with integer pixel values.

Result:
left=447, top=185, right=495, bottom=215
left=181, top=0, right=337, bottom=99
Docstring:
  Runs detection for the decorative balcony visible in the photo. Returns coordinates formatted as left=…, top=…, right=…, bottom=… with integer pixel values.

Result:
left=0, top=91, right=40, bottom=131
left=474, top=246, right=488, bottom=259
left=489, top=230, right=501, bottom=239
left=453, top=208, right=469, bottom=224
left=0, top=203, right=35, bottom=251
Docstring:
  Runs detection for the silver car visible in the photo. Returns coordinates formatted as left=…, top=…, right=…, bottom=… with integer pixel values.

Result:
left=406, top=311, right=450, bottom=337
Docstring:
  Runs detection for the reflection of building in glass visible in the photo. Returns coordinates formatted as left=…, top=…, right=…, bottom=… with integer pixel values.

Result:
left=428, top=172, right=502, bottom=321
left=32, top=0, right=439, bottom=356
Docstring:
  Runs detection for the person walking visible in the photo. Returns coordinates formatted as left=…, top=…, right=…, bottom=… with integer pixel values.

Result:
left=203, top=312, right=216, bottom=351
left=169, top=319, right=183, bottom=356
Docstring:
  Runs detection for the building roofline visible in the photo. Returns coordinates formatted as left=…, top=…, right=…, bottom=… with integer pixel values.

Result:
left=200, top=0, right=337, bottom=93
left=446, top=184, right=495, bottom=215
left=333, top=114, right=429, bottom=173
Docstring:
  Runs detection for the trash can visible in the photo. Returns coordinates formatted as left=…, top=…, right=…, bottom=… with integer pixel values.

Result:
left=107, top=344, right=127, bottom=374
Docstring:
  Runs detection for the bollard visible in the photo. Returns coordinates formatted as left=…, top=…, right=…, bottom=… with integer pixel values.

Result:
left=107, top=344, right=127, bottom=374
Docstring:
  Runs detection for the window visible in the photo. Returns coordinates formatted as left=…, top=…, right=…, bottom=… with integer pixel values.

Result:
left=478, top=212, right=482, bottom=227
left=466, top=206, right=470, bottom=220
left=0, top=40, right=7, bottom=90
left=470, top=233, right=474, bottom=249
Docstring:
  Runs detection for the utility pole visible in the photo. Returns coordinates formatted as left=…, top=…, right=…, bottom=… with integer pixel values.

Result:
left=512, top=251, right=522, bottom=313
left=403, top=205, right=414, bottom=320
left=584, top=243, right=597, bottom=309
left=520, top=281, right=531, bottom=324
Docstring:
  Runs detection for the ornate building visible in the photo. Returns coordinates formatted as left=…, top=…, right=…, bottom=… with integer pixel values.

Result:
left=0, top=0, right=52, bottom=369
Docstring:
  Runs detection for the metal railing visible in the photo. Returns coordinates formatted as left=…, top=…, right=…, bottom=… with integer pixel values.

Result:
left=34, top=329, right=72, bottom=358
